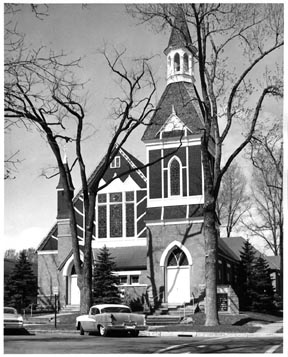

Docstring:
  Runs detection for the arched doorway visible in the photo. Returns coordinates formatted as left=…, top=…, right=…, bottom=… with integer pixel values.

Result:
left=69, top=264, right=80, bottom=305
left=166, top=246, right=190, bottom=304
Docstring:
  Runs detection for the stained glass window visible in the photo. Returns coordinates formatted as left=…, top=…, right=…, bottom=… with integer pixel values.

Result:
left=170, top=159, right=181, bottom=196
left=126, top=191, right=134, bottom=202
left=167, top=247, right=188, bottom=267
left=126, top=203, right=135, bottom=237
left=98, top=194, right=106, bottom=203
left=96, top=191, right=136, bottom=239
left=110, top=192, right=122, bottom=202
left=110, top=204, right=122, bottom=237
left=98, top=206, right=107, bottom=238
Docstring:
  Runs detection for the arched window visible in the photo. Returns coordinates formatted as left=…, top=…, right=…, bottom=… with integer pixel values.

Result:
left=174, top=53, right=180, bottom=72
left=183, top=53, right=189, bottom=72
left=167, top=246, right=188, bottom=267
left=169, top=157, right=182, bottom=196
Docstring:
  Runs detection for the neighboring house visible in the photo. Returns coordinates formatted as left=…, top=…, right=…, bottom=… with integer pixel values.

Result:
left=36, top=11, right=279, bottom=312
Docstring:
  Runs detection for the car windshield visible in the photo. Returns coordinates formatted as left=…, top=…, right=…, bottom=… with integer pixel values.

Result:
left=4, top=307, right=16, bottom=314
left=101, top=307, right=131, bottom=313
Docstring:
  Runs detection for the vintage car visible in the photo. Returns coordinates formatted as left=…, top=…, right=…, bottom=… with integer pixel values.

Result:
left=4, top=307, right=24, bottom=329
left=76, top=304, right=147, bottom=337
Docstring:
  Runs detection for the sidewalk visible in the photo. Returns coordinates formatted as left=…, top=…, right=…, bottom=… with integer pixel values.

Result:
left=24, top=320, right=283, bottom=338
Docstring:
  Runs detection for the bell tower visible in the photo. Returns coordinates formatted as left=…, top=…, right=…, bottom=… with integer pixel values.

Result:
left=164, top=8, right=197, bottom=85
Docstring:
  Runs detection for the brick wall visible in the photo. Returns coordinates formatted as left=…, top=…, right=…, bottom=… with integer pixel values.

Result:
left=37, top=252, right=59, bottom=308
left=145, top=222, right=205, bottom=306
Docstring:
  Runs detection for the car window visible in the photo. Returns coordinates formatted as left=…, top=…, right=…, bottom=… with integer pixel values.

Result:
left=90, top=308, right=100, bottom=315
left=101, top=307, right=131, bottom=313
left=4, top=307, right=16, bottom=314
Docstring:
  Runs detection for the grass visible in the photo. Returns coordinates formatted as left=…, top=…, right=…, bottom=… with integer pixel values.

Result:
left=25, top=310, right=282, bottom=334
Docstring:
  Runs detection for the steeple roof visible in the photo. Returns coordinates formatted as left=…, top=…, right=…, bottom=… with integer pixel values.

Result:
left=164, top=7, right=193, bottom=55
left=142, top=82, right=204, bottom=141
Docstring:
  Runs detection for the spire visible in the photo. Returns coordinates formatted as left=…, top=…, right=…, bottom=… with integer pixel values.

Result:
left=164, top=7, right=193, bottom=55
left=164, top=7, right=196, bottom=85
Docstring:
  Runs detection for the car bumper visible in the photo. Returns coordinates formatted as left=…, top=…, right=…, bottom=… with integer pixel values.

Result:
left=4, top=322, right=24, bottom=329
left=106, top=325, right=148, bottom=331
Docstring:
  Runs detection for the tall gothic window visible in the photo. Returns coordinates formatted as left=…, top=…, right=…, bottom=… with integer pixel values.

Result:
left=174, top=53, right=180, bottom=72
left=167, top=246, right=188, bottom=267
left=169, top=158, right=181, bottom=196
left=97, top=191, right=135, bottom=239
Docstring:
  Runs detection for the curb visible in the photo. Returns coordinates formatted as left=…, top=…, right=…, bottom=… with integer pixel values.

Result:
left=141, top=331, right=283, bottom=338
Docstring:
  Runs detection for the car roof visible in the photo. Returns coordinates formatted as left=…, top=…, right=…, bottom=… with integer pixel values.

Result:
left=90, top=304, right=130, bottom=310
left=4, top=307, right=17, bottom=313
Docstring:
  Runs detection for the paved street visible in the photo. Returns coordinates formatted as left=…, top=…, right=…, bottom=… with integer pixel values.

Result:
left=4, top=332, right=283, bottom=354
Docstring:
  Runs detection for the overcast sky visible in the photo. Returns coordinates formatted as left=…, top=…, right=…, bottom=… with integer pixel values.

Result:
left=3, top=3, right=284, bottom=253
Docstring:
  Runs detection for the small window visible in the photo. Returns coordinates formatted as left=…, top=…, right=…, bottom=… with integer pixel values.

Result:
left=110, top=156, right=121, bottom=168
left=90, top=307, right=99, bottom=315
left=119, top=275, right=128, bottom=285
left=130, top=275, right=139, bottom=285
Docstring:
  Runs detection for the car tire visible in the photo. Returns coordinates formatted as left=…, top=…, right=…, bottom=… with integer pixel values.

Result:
left=131, top=330, right=139, bottom=337
left=80, top=324, right=85, bottom=336
left=99, top=325, right=108, bottom=337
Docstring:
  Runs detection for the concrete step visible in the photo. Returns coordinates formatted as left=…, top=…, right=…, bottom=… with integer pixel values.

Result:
left=146, top=315, right=181, bottom=326
left=60, top=305, right=80, bottom=313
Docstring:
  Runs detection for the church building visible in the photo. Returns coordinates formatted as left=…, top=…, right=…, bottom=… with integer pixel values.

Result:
left=37, top=11, right=242, bottom=313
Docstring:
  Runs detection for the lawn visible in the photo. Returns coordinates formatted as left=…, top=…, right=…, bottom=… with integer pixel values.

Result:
left=25, top=310, right=282, bottom=334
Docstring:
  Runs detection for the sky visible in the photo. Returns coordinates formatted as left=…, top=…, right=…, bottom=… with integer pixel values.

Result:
left=3, top=3, right=285, bottom=254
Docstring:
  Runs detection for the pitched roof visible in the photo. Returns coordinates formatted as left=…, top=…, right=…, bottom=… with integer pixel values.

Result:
left=265, top=255, right=280, bottom=270
left=164, top=7, right=193, bottom=55
left=86, top=146, right=146, bottom=195
left=219, top=236, right=248, bottom=261
left=142, top=82, right=204, bottom=141
left=92, top=246, right=147, bottom=270
left=219, top=236, right=280, bottom=271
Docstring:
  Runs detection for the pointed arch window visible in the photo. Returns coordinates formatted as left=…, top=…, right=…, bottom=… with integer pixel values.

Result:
left=168, top=157, right=182, bottom=196
left=167, top=246, right=188, bottom=267
left=174, top=53, right=180, bottom=72
left=183, top=53, right=189, bottom=72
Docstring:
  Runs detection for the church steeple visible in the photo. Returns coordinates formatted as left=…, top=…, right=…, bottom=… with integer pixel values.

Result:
left=164, top=8, right=196, bottom=85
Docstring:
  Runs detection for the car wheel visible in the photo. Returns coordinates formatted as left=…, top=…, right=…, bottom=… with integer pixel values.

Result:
left=131, top=330, right=139, bottom=337
left=99, top=325, right=108, bottom=337
left=80, top=324, right=85, bottom=336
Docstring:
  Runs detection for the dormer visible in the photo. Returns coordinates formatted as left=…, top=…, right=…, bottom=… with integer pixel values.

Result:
left=157, top=106, right=192, bottom=139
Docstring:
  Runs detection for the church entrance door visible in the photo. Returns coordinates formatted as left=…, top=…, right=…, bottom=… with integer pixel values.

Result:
left=166, top=246, right=190, bottom=304
left=70, top=274, right=80, bottom=305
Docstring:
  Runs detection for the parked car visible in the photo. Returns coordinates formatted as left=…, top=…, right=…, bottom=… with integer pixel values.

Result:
left=4, top=307, right=24, bottom=329
left=76, top=304, right=147, bottom=337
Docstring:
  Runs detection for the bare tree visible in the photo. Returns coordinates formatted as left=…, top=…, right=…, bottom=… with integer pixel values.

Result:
left=217, top=162, right=250, bottom=237
left=244, top=122, right=283, bottom=296
left=4, top=4, right=160, bottom=313
left=127, top=3, right=283, bottom=325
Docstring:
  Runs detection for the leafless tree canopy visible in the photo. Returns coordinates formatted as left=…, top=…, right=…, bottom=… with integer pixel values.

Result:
left=127, top=3, right=283, bottom=326
left=217, top=162, right=250, bottom=237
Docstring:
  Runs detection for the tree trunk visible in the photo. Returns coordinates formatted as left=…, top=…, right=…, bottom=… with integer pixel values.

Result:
left=279, top=225, right=283, bottom=299
left=203, top=198, right=219, bottom=326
